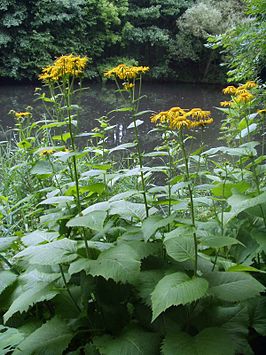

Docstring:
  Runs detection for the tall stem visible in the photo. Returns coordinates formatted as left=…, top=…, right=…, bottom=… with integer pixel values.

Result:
left=212, top=168, right=227, bottom=271
left=59, top=265, right=80, bottom=312
left=179, top=129, right=198, bottom=276
left=131, top=78, right=149, bottom=217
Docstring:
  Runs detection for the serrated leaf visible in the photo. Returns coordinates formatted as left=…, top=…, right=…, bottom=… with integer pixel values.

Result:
left=0, top=326, right=24, bottom=354
left=39, top=196, right=74, bottom=205
left=142, top=214, right=176, bottom=242
left=0, top=271, right=17, bottom=295
left=4, top=284, right=60, bottom=322
left=164, top=228, right=195, bottom=262
left=249, top=297, right=266, bottom=336
left=67, top=211, right=107, bottom=231
left=15, top=239, right=77, bottom=265
left=22, top=230, right=59, bottom=246
left=109, top=190, right=140, bottom=202
left=88, top=243, right=141, bottom=283
left=93, top=326, right=160, bottom=355
left=205, top=272, right=265, bottom=302
left=151, top=273, right=208, bottom=321
left=30, top=160, right=52, bottom=176
left=200, top=236, right=243, bottom=249
left=223, top=191, right=266, bottom=224
left=109, top=201, right=149, bottom=220
left=134, top=270, right=164, bottom=306
left=13, top=317, right=73, bottom=355
left=162, top=327, right=235, bottom=355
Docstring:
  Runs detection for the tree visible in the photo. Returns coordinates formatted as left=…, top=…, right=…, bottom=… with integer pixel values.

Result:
left=207, top=0, right=266, bottom=81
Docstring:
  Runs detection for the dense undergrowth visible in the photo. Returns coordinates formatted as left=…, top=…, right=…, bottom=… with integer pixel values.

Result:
left=0, top=55, right=266, bottom=354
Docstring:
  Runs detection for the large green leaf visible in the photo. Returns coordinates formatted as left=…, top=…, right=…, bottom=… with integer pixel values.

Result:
left=30, top=161, right=52, bottom=176
left=164, top=228, right=195, bottom=262
left=151, top=273, right=208, bottom=321
left=223, top=191, right=266, bottom=224
left=134, top=270, right=164, bottom=306
left=199, top=236, right=243, bottom=249
left=248, top=297, right=266, bottom=336
left=67, top=211, right=107, bottom=231
left=13, top=317, right=73, bottom=355
left=142, top=214, right=176, bottom=242
left=0, top=271, right=17, bottom=295
left=15, top=239, right=77, bottom=265
left=93, top=326, right=160, bottom=355
left=0, top=325, right=24, bottom=354
left=88, top=243, right=141, bottom=283
left=162, top=327, right=235, bottom=355
left=205, top=272, right=265, bottom=302
left=197, top=304, right=251, bottom=354
left=4, top=283, right=60, bottom=322
left=39, top=196, right=74, bottom=205
left=22, top=230, right=59, bottom=246
left=109, top=201, right=157, bottom=221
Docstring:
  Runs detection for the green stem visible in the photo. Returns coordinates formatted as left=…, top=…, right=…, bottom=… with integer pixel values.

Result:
left=212, top=168, right=227, bottom=271
left=59, top=265, right=80, bottom=312
left=131, top=78, right=149, bottom=217
left=179, top=129, right=198, bottom=276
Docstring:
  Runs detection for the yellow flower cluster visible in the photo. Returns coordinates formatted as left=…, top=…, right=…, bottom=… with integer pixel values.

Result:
left=39, top=54, right=88, bottom=82
left=39, top=149, right=55, bottom=157
left=151, top=107, right=213, bottom=130
left=14, top=111, right=31, bottom=120
left=104, top=64, right=150, bottom=80
left=222, top=81, right=257, bottom=105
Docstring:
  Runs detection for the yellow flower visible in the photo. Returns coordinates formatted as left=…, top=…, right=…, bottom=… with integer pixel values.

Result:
left=220, top=101, right=232, bottom=107
left=151, top=106, right=192, bottom=130
left=187, top=108, right=211, bottom=119
left=122, top=82, right=135, bottom=90
left=104, top=64, right=149, bottom=80
left=191, top=118, right=214, bottom=127
left=257, top=109, right=266, bottom=114
left=187, top=108, right=213, bottom=128
left=223, top=85, right=237, bottom=95
left=244, top=81, right=257, bottom=89
left=236, top=86, right=249, bottom=95
left=39, top=149, right=55, bottom=156
left=14, top=111, right=31, bottom=120
left=39, top=54, right=88, bottom=82
left=235, top=92, right=254, bottom=103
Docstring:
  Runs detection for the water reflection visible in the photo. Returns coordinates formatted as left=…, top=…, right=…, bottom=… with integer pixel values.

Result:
left=0, top=81, right=223, bottom=149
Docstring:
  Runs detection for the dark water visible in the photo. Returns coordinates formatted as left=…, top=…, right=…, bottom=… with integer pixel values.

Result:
left=0, top=82, right=223, bottom=150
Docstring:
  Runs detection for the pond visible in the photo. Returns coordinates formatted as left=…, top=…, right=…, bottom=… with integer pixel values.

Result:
left=0, top=81, right=223, bottom=150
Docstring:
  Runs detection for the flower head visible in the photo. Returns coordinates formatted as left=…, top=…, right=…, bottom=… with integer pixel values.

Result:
left=39, top=54, right=88, bottom=82
left=244, top=81, right=257, bottom=89
left=220, top=101, right=232, bottom=107
left=104, top=64, right=149, bottom=80
left=14, top=111, right=31, bottom=120
left=187, top=108, right=213, bottom=128
left=235, top=91, right=254, bottom=103
left=223, top=86, right=237, bottom=95
left=39, top=149, right=55, bottom=157
left=151, top=107, right=191, bottom=130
